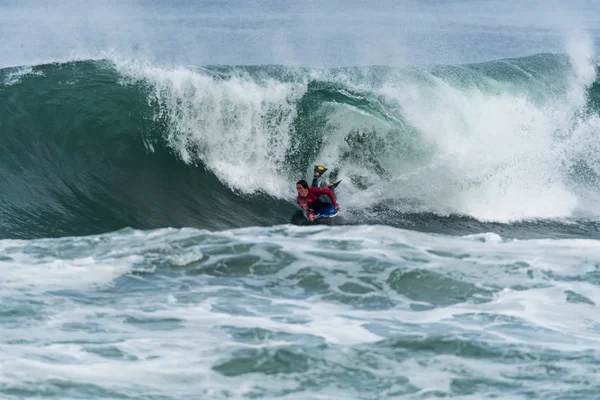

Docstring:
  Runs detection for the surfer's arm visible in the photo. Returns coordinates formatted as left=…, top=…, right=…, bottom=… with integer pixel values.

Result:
left=297, top=197, right=315, bottom=221
left=309, top=187, right=339, bottom=209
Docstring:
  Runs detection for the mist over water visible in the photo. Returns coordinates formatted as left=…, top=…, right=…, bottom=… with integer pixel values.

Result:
left=3, top=1, right=600, bottom=399
left=2, top=0, right=600, bottom=68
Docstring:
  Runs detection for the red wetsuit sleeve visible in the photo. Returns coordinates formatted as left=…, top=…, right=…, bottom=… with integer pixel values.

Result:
left=308, top=187, right=338, bottom=208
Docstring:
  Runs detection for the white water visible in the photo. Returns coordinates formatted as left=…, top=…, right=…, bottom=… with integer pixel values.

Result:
left=2, top=225, right=600, bottom=398
left=4, top=2, right=600, bottom=399
left=119, top=63, right=308, bottom=196
left=115, top=30, right=599, bottom=223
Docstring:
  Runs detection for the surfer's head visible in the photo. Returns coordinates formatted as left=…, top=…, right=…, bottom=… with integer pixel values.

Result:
left=296, top=180, right=309, bottom=197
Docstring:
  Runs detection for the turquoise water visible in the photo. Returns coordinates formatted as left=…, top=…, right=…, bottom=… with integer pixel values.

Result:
left=3, top=1, right=600, bottom=398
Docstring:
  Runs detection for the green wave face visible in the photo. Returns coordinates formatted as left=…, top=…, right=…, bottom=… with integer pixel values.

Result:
left=1, top=53, right=599, bottom=239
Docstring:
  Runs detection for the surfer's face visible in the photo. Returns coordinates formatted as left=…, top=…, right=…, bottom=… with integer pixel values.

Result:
left=296, top=184, right=308, bottom=197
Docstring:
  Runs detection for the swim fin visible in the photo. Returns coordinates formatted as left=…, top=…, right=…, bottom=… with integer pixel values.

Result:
left=314, top=165, right=328, bottom=175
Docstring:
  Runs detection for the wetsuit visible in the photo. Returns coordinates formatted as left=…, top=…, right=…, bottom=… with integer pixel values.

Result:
left=297, top=187, right=339, bottom=216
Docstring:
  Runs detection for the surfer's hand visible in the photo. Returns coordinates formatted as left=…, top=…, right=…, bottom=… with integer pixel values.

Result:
left=308, top=212, right=315, bottom=221
left=334, top=205, right=339, bottom=211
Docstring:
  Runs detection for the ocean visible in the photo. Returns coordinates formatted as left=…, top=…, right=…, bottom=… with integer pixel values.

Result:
left=2, top=1, right=600, bottom=398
